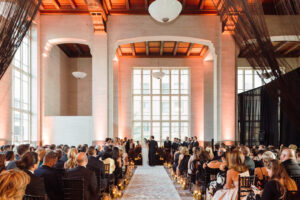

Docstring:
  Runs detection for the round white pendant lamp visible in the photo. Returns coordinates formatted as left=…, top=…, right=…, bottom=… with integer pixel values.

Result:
left=72, top=71, right=87, bottom=79
left=152, top=71, right=166, bottom=79
left=148, top=0, right=182, bottom=23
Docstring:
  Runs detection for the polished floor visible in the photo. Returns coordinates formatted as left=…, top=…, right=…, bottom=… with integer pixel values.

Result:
left=121, top=166, right=182, bottom=200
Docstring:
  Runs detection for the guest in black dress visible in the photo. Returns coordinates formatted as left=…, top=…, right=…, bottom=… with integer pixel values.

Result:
left=15, top=152, right=46, bottom=197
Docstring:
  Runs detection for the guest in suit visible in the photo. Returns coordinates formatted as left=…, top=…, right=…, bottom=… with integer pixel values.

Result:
left=280, top=148, right=300, bottom=176
left=87, top=146, right=107, bottom=190
left=7, top=144, right=30, bottom=170
left=61, top=145, right=69, bottom=162
left=54, top=149, right=65, bottom=169
left=125, top=139, right=130, bottom=154
left=148, top=136, right=158, bottom=166
left=34, top=151, right=63, bottom=200
left=66, top=152, right=98, bottom=200
left=16, top=152, right=46, bottom=197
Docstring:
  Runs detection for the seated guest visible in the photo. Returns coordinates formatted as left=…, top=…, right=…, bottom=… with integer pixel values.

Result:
left=34, top=151, right=63, bottom=200
left=36, top=147, right=46, bottom=167
left=54, top=149, right=65, bottom=169
left=212, top=150, right=249, bottom=200
left=296, top=149, right=300, bottom=165
left=253, top=150, right=265, bottom=167
left=61, top=145, right=69, bottom=162
left=177, top=146, right=190, bottom=176
left=66, top=152, right=97, bottom=200
left=254, top=151, right=276, bottom=188
left=280, top=148, right=300, bottom=176
left=87, top=146, right=107, bottom=190
left=0, top=153, right=6, bottom=173
left=16, top=152, right=46, bottom=197
left=206, top=146, right=215, bottom=160
left=172, top=146, right=181, bottom=173
left=112, top=147, right=122, bottom=182
left=0, top=169, right=30, bottom=200
left=256, top=159, right=297, bottom=200
left=5, top=151, right=14, bottom=167
left=7, top=144, right=30, bottom=170
left=102, top=149, right=116, bottom=175
left=64, top=148, right=78, bottom=170
left=241, top=146, right=255, bottom=174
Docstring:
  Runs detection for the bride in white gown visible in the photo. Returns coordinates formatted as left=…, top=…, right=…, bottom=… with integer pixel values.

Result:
left=142, top=138, right=149, bottom=167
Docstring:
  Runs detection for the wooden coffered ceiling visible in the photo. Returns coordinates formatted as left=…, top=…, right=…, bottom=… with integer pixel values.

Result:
left=239, top=41, right=300, bottom=58
left=117, top=41, right=209, bottom=58
left=39, top=0, right=281, bottom=32
left=58, top=43, right=92, bottom=57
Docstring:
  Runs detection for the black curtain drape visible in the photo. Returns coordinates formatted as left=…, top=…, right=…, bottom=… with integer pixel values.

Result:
left=0, top=0, right=41, bottom=79
left=238, top=68, right=300, bottom=147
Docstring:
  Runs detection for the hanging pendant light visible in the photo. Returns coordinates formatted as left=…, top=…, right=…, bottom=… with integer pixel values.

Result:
left=148, top=0, right=182, bottom=23
left=72, top=71, right=87, bottom=79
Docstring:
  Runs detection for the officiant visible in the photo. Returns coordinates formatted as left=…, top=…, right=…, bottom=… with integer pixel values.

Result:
left=148, top=136, right=158, bottom=166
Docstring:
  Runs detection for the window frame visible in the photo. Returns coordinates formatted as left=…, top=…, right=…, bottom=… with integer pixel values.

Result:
left=132, top=67, right=191, bottom=144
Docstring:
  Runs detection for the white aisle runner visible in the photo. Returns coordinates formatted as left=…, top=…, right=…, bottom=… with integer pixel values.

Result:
left=121, top=166, right=182, bottom=200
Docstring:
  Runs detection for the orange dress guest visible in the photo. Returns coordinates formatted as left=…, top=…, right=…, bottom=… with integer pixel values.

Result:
left=212, top=150, right=249, bottom=200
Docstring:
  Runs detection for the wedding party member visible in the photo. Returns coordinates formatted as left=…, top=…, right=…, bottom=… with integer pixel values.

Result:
left=148, top=136, right=158, bottom=166
left=15, top=152, right=46, bottom=197
left=0, top=170, right=30, bottom=200
left=164, top=137, right=172, bottom=163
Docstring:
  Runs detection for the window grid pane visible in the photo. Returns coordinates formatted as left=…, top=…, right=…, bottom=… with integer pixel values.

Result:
left=133, top=68, right=190, bottom=144
left=12, top=27, right=33, bottom=145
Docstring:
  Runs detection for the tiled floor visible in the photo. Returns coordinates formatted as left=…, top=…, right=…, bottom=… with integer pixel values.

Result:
left=121, top=166, right=182, bottom=200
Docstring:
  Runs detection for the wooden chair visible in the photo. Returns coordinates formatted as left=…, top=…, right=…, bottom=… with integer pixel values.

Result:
left=62, top=177, right=84, bottom=200
left=23, top=195, right=46, bottom=200
left=104, top=163, right=114, bottom=193
left=287, top=175, right=300, bottom=200
left=237, top=175, right=256, bottom=200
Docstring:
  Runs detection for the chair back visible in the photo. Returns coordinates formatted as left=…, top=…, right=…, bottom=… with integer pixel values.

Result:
left=23, top=194, right=46, bottom=200
left=104, top=163, right=110, bottom=175
left=204, top=168, right=220, bottom=186
left=238, top=175, right=255, bottom=200
left=62, top=177, right=84, bottom=200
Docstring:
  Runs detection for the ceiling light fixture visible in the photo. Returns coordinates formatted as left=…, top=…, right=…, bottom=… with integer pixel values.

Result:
left=148, top=0, right=182, bottom=23
left=72, top=71, right=87, bottom=79
left=152, top=71, right=166, bottom=79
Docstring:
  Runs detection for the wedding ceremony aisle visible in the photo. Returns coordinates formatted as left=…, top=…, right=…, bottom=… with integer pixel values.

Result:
left=121, top=166, right=182, bottom=200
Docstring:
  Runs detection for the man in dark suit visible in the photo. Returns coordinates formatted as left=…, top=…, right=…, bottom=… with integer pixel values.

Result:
left=125, top=138, right=130, bottom=153
left=172, top=138, right=179, bottom=154
left=24, top=169, right=46, bottom=197
left=61, top=145, right=69, bottom=162
left=34, top=151, right=63, bottom=200
left=66, top=152, right=98, bottom=200
left=280, top=148, right=300, bottom=176
left=193, top=136, right=199, bottom=148
left=87, top=146, right=107, bottom=190
left=54, top=149, right=65, bottom=169
left=148, top=136, right=158, bottom=166
left=182, top=137, right=189, bottom=147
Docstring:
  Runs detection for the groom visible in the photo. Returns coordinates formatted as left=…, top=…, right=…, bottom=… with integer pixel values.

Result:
left=148, top=136, right=158, bottom=166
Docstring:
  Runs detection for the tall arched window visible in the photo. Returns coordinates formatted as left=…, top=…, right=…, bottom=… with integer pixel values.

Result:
left=132, top=68, right=190, bottom=144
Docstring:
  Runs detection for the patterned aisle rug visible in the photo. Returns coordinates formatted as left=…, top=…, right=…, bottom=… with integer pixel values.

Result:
left=165, top=168, right=194, bottom=200
left=121, top=166, right=182, bottom=200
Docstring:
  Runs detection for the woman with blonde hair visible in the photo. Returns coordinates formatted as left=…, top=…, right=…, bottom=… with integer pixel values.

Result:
left=64, top=148, right=78, bottom=169
left=177, top=146, right=190, bottom=176
left=212, top=150, right=249, bottom=200
left=254, top=151, right=276, bottom=187
left=36, top=147, right=46, bottom=167
left=0, top=169, right=30, bottom=200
